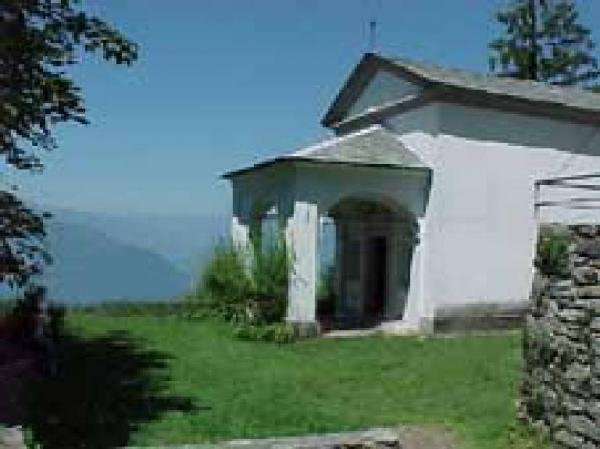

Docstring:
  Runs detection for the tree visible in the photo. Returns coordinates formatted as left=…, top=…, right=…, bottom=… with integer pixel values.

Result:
left=0, top=0, right=137, bottom=287
left=489, top=0, right=600, bottom=86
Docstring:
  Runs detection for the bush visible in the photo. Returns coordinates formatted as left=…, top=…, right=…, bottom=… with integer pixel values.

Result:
left=73, top=300, right=184, bottom=317
left=188, top=232, right=293, bottom=342
left=233, top=322, right=295, bottom=344
left=535, top=226, right=570, bottom=277
left=249, top=232, right=289, bottom=324
left=505, top=422, right=550, bottom=449
left=189, top=243, right=252, bottom=322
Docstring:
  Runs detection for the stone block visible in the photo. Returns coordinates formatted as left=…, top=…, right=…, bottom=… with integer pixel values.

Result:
left=590, top=338, right=600, bottom=358
left=591, top=378, right=600, bottom=397
left=573, top=267, right=600, bottom=285
left=0, top=427, right=25, bottom=449
left=563, top=397, right=587, bottom=415
left=572, top=225, right=600, bottom=238
left=554, top=429, right=584, bottom=449
left=575, top=239, right=600, bottom=258
left=558, top=308, right=590, bottom=324
left=577, top=286, right=600, bottom=298
left=567, top=415, right=597, bottom=439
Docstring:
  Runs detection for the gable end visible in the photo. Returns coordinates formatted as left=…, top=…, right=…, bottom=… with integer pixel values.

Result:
left=321, top=53, right=430, bottom=128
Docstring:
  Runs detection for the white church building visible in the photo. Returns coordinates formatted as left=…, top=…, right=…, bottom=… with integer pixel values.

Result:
left=224, top=53, right=600, bottom=335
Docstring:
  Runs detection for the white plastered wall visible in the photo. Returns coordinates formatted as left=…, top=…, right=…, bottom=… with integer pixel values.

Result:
left=384, top=102, right=600, bottom=317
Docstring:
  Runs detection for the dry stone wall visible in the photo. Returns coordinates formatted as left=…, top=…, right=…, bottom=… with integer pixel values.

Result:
left=521, top=224, right=600, bottom=449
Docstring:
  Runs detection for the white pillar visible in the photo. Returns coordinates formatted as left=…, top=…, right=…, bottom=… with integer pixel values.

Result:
left=402, top=217, right=432, bottom=333
left=231, top=215, right=250, bottom=250
left=285, top=200, right=318, bottom=326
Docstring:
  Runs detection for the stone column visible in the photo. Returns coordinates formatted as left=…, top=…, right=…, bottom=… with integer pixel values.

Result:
left=231, top=215, right=250, bottom=250
left=402, top=217, right=431, bottom=333
left=231, top=183, right=253, bottom=267
left=285, top=200, right=319, bottom=336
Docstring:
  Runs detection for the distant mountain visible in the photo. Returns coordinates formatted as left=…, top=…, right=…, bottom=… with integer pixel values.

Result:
left=43, top=220, right=190, bottom=303
left=53, top=209, right=229, bottom=281
left=0, top=208, right=229, bottom=303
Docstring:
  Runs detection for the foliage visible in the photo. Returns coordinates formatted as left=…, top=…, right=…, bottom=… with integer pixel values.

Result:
left=23, top=427, right=42, bottom=449
left=0, top=192, right=50, bottom=287
left=534, top=227, right=570, bottom=277
left=505, top=422, right=550, bottom=449
left=7, top=284, right=46, bottom=340
left=489, top=0, right=600, bottom=87
left=189, top=243, right=252, bottom=322
left=522, top=319, right=554, bottom=421
left=233, top=322, right=296, bottom=344
left=249, top=232, right=289, bottom=324
left=0, top=0, right=137, bottom=286
left=524, top=318, right=554, bottom=368
left=71, top=300, right=185, bottom=318
left=189, top=233, right=291, bottom=339
left=0, top=298, right=16, bottom=317
left=66, top=314, right=534, bottom=449
left=46, top=302, right=65, bottom=340
left=1, top=285, right=65, bottom=344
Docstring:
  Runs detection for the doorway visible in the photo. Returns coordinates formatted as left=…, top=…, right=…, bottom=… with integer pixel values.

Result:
left=365, top=236, right=387, bottom=320
left=321, top=197, right=417, bottom=330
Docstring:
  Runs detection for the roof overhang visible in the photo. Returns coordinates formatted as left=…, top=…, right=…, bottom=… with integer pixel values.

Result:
left=222, top=126, right=431, bottom=180
left=222, top=157, right=430, bottom=180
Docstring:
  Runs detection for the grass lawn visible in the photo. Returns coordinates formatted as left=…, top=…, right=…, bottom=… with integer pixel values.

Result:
left=26, top=314, right=544, bottom=449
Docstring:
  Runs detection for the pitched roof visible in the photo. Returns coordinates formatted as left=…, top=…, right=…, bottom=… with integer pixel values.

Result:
left=322, top=53, right=600, bottom=127
left=222, top=125, right=428, bottom=179
left=390, top=56, right=600, bottom=112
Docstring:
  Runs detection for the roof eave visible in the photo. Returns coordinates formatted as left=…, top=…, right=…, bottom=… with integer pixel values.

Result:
left=327, top=83, right=600, bottom=133
left=221, top=157, right=293, bottom=180
left=434, top=84, right=600, bottom=127
left=222, top=156, right=430, bottom=181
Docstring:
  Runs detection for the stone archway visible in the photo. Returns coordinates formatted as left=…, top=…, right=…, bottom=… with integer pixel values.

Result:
left=319, top=196, right=418, bottom=330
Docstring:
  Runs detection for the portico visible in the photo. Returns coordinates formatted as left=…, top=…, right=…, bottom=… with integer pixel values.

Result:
left=224, top=126, right=432, bottom=334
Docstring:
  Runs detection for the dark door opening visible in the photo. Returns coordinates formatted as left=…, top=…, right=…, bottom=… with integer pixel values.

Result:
left=365, top=236, right=387, bottom=320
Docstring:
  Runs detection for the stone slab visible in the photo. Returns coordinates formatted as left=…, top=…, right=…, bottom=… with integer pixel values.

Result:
left=0, top=427, right=26, bottom=449
left=124, top=427, right=457, bottom=449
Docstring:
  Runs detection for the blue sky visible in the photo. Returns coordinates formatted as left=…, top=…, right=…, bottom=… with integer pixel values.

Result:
left=16, top=0, right=600, bottom=216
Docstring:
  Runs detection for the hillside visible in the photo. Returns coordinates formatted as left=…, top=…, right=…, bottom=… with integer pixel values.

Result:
left=43, top=220, right=191, bottom=303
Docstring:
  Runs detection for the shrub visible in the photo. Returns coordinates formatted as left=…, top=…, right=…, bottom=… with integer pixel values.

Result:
left=249, top=232, right=289, bottom=324
left=189, top=232, right=294, bottom=342
left=73, top=300, right=184, bottom=317
left=505, top=422, right=550, bottom=449
left=190, top=243, right=252, bottom=322
left=233, top=322, right=295, bottom=344
left=535, top=226, right=570, bottom=277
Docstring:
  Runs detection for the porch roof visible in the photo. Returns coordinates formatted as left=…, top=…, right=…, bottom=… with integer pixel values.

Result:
left=222, top=125, right=429, bottom=179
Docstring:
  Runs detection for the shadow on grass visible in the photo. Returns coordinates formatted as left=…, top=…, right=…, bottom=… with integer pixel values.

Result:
left=25, top=330, right=197, bottom=449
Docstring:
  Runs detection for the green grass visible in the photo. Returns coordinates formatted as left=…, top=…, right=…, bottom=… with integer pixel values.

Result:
left=27, top=314, right=544, bottom=449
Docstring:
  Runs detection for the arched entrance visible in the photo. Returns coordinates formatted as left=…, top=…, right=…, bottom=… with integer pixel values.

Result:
left=318, top=197, right=418, bottom=330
